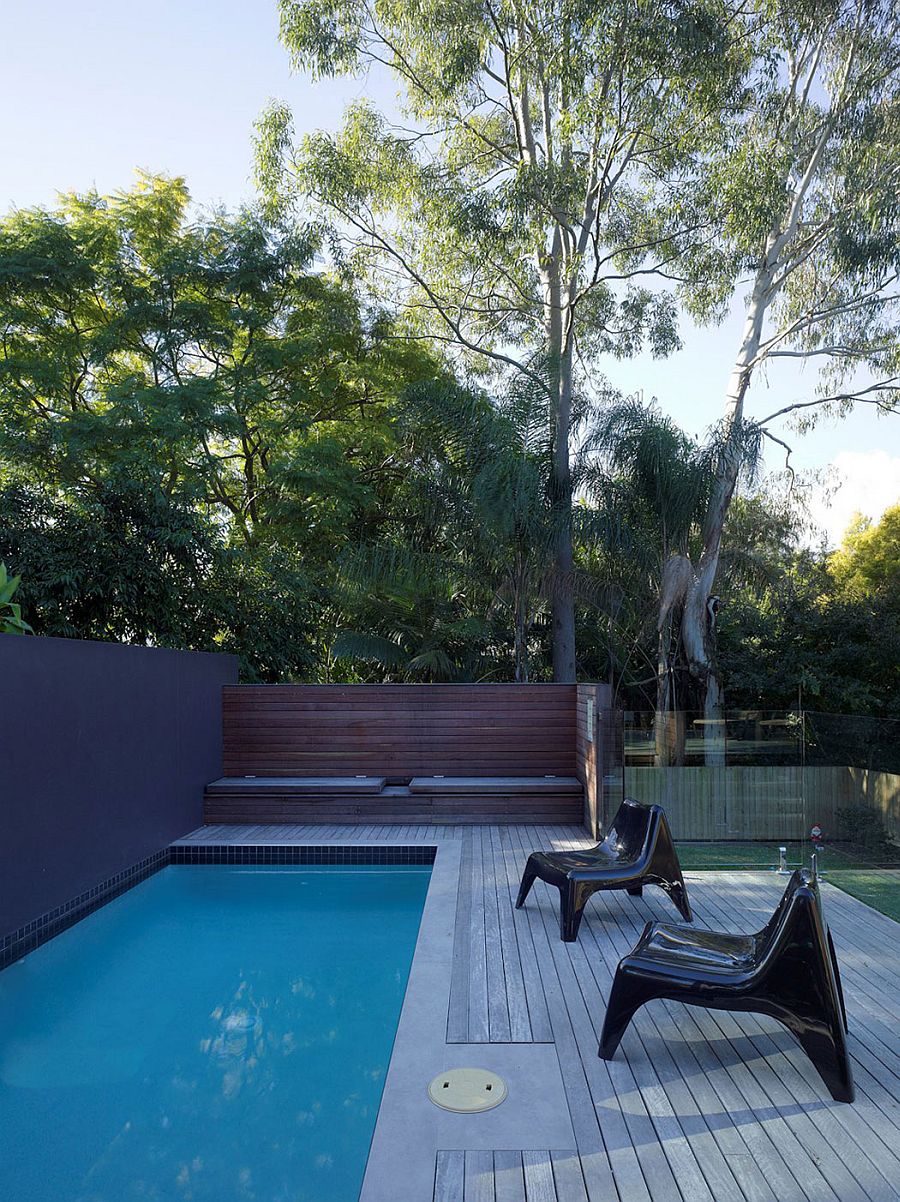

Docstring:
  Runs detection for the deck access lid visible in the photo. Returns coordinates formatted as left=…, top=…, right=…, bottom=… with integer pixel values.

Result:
left=427, top=1067, right=507, bottom=1113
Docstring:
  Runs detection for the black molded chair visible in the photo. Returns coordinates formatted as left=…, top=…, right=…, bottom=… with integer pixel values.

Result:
left=598, top=867, right=854, bottom=1103
left=515, top=798, right=693, bottom=941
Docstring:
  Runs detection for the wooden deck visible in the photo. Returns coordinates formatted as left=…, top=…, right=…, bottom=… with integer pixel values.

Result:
left=178, top=824, right=900, bottom=1202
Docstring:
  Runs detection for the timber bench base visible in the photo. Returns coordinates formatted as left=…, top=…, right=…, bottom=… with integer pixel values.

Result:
left=202, top=775, right=584, bottom=825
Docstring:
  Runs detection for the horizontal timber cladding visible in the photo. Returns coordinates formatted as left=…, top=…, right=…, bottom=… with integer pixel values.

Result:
left=202, top=792, right=585, bottom=825
left=221, top=684, right=578, bottom=777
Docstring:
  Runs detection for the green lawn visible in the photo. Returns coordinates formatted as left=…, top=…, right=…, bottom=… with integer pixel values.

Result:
left=678, top=842, right=900, bottom=923
left=677, top=840, right=861, bottom=871
left=823, top=871, right=900, bottom=923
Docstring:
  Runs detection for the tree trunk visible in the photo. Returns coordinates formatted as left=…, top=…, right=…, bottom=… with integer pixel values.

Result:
left=513, top=565, right=529, bottom=683
left=682, top=245, right=778, bottom=758
left=544, top=248, right=577, bottom=682
left=655, top=607, right=689, bottom=767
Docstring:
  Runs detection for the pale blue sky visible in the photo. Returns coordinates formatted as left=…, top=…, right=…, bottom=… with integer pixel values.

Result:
left=3, top=0, right=897, bottom=543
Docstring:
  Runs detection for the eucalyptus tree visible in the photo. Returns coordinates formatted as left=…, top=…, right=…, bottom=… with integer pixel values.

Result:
left=672, top=0, right=900, bottom=734
left=256, top=0, right=751, bottom=679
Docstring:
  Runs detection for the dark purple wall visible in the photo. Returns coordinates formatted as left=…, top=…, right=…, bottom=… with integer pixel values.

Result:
left=0, top=635, right=237, bottom=935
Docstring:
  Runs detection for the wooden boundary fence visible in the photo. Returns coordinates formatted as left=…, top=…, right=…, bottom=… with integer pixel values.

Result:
left=626, top=765, right=900, bottom=842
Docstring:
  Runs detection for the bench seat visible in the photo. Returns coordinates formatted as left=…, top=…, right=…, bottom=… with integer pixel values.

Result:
left=408, top=775, right=582, bottom=794
left=203, top=774, right=584, bottom=824
left=205, top=776, right=386, bottom=794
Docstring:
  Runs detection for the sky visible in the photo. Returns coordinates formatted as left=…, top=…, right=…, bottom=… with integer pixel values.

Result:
left=3, top=0, right=898, bottom=547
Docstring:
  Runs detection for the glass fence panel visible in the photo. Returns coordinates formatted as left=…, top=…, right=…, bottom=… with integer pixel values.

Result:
left=622, top=710, right=900, bottom=903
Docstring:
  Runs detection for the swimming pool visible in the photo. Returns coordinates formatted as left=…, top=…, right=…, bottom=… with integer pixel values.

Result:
left=0, top=862, right=431, bottom=1202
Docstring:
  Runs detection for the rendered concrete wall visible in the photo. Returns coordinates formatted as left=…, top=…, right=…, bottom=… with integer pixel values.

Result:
left=0, top=634, right=237, bottom=935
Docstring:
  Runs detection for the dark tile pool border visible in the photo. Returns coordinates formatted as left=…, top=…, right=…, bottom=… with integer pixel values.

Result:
left=169, top=844, right=436, bottom=866
left=0, top=848, right=170, bottom=971
left=1, top=844, right=436, bottom=971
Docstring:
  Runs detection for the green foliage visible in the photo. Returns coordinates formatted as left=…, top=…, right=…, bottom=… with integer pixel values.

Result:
left=831, top=505, right=900, bottom=596
left=719, top=529, right=900, bottom=718
left=835, top=806, right=898, bottom=858
left=0, top=561, right=32, bottom=635
left=0, top=176, right=445, bottom=678
left=261, top=0, right=748, bottom=375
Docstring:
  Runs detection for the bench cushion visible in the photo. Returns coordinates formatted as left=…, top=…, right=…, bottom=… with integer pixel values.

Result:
left=408, top=775, right=582, bottom=795
left=206, top=776, right=387, bottom=794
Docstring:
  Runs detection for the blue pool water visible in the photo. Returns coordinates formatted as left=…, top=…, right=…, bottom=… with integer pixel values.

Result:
left=0, top=864, right=430, bottom=1202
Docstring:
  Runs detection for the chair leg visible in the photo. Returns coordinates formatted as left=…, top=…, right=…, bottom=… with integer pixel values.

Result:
left=515, top=857, right=539, bottom=909
left=598, top=968, right=656, bottom=1059
left=668, top=881, right=693, bottom=924
left=626, top=885, right=643, bottom=897
left=827, top=929, right=849, bottom=1034
left=786, top=1016, right=855, bottom=1103
left=560, top=881, right=591, bottom=942
left=646, top=810, right=694, bottom=922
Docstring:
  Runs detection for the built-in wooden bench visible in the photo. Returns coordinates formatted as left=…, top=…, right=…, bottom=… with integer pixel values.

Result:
left=204, top=683, right=614, bottom=827
left=206, top=776, right=387, bottom=794
left=409, top=775, right=581, bottom=794
left=203, top=774, right=584, bottom=824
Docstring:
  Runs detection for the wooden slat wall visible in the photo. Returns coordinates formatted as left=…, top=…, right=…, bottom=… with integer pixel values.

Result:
left=222, top=684, right=578, bottom=777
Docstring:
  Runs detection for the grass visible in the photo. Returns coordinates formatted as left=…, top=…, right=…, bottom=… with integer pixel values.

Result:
left=825, top=870, right=900, bottom=923
left=678, top=841, right=900, bottom=923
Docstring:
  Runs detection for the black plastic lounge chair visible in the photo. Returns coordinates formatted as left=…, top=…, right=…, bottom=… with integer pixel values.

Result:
left=515, top=798, right=693, bottom=941
left=598, top=866, right=854, bottom=1103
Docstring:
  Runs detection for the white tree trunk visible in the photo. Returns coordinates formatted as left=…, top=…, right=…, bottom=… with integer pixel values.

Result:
left=668, top=241, right=780, bottom=762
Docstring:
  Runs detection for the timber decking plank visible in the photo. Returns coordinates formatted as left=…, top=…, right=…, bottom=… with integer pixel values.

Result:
left=467, top=827, right=491, bottom=1043
left=447, top=829, right=474, bottom=1042
left=497, top=826, right=553, bottom=1043
left=466, top=1150, right=496, bottom=1202
left=434, top=1151, right=466, bottom=1202
left=549, top=1152, right=588, bottom=1202
left=522, top=1151, right=557, bottom=1202
left=482, top=826, right=513, bottom=1042
left=493, top=1151, right=527, bottom=1202
left=489, top=825, right=533, bottom=1042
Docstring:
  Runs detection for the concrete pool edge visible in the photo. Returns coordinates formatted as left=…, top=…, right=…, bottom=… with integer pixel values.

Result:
left=360, top=838, right=575, bottom=1202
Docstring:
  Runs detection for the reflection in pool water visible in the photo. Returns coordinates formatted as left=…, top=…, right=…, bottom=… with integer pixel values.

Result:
left=0, top=864, right=430, bottom=1202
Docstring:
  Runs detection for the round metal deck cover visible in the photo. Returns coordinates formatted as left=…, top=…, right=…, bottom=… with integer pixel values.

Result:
left=427, top=1067, right=508, bottom=1112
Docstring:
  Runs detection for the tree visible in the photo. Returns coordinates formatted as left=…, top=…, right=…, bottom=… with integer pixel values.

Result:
left=669, top=0, right=900, bottom=744
left=333, top=373, right=566, bottom=683
left=831, top=503, right=900, bottom=595
left=720, top=543, right=900, bottom=718
left=586, top=399, right=718, bottom=722
left=0, top=174, right=446, bottom=676
left=0, top=173, right=442, bottom=550
left=256, top=0, right=750, bottom=679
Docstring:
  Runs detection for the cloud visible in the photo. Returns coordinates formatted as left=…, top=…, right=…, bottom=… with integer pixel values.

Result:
left=808, top=450, right=900, bottom=548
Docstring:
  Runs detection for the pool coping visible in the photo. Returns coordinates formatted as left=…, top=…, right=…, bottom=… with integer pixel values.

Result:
left=359, top=838, right=575, bottom=1202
